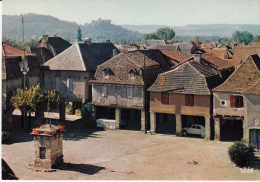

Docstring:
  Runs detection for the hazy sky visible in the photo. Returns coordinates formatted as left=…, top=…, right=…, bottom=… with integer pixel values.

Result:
left=2, top=0, right=260, bottom=26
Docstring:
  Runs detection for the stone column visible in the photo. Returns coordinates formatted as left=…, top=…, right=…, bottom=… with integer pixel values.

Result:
left=59, top=98, right=65, bottom=122
left=150, top=112, right=156, bottom=134
left=115, top=107, right=121, bottom=129
left=176, top=114, right=182, bottom=136
left=141, top=109, right=146, bottom=133
left=214, top=117, right=221, bottom=141
left=204, top=116, right=211, bottom=140
left=242, top=119, right=249, bottom=144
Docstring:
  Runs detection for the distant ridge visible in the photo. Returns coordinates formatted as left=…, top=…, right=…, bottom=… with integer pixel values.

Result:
left=2, top=13, right=143, bottom=44
left=120, top=24, right=260, bottom=37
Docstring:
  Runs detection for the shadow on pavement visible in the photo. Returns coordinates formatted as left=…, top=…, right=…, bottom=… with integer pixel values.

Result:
left=55, top=162, right=105, bottom=175
left=5, top=115, right=105, bottom=144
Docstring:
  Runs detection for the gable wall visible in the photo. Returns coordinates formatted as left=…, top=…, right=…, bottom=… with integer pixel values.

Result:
left=43, top=70, right=94, bottom=103
left=150, top=92, right=210, bottom=116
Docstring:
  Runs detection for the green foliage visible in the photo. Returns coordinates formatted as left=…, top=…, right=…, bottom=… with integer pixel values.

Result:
left=232, top=31, right=254, bottom=44
left=155, top=27, right=175, bottom=40
left=2, top=36, right=38, bottom=50
left=190, top=36, right=201, bottom=44
left=10, top=84, right=60, bottom=112
left=228, top=141, right=249, bottom=167
left=144, top=33, right=160, bottom=40
left=77, top=27, right=82, bottom=41
left=253, top=35, right=260, bottom=42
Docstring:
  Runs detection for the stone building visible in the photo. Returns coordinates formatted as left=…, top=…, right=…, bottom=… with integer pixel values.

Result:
left=90, top=50, right=172, bottom=132
left=42, top=39, right=120, bottom=120
left=148, top=60, right=222, bottom=140
left=213, top=54, right=260, bottom=144
left=28, top=35, right=72, bottom=65
left=2, top=42, right=41, bottom=128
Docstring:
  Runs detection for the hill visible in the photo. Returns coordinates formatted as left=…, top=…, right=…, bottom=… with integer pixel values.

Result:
left=2, top=13, right=144, bottom=44
left=120, top=24, right=260, bottom=37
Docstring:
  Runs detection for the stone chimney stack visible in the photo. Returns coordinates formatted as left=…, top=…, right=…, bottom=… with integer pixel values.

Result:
left=193, top=54, right=201, bottom=62
left=83, top=38, right=91, bottom=46
left=41, top=35, right=48, bottom=48
left=113, top=49, right=118, bottom=57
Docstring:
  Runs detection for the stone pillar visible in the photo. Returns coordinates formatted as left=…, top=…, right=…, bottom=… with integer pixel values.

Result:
left=205, top=116, right=211, bottom=140
left=214, top=117, right=221, bottom=141
left=59, top=98, right=65, bottom=122
left=115, top=107, right=121, bottom=129
left=81, top=102, right=87, bottom=120
left=176, top=114, right=182, bottom=136
left=242, top=119, right=249, bottom=144
left=141, top=109, right=146, bottom=133
left=150, top=112, right=156, bottom=134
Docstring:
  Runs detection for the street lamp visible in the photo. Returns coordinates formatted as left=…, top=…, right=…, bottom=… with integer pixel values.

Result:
left=20, top=14, right=29, bottom=90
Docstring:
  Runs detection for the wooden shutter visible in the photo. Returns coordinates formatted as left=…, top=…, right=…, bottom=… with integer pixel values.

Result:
left=161, top=92, right=169, bottom=105
left=190, top=95, right=194, bottom=106
left=69, top=78, right=73, bottom=93
left=230, top=95, right=235, bottom=108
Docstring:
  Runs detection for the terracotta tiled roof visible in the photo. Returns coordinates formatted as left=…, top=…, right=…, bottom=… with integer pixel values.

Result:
left=232, top=47, right=259, bottom=61
left=250, top=42, right=260, bottom=48
left=243, top=78, right=260, bottom=95
left=160, top=49, right=192, bottom=64
left=202, top=49, right=227, bottom=59
left=43, top=42, right=120, bottom=71
left=224, top=59, right=242, bottom=69
left=90, top=50, right=171, bottom=86
left=148, top=60, right=222, bottom=95
left=213, top=54, right=260, bottom=93
left=201, top=53, right=233, bottom=70
left=2, top=42, right=33, bottom=57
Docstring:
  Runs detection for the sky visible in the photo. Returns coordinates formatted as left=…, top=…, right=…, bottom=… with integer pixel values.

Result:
left=2, top=0, right=260, bottom=26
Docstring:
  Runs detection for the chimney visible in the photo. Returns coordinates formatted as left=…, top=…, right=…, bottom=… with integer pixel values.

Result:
left=113, top=49, right=118, bottom=57
left=42, top=35, right=48, bottom=48
left=83, top=38, right=91, bottom=46
left=193, top=54, right=201, bottom=62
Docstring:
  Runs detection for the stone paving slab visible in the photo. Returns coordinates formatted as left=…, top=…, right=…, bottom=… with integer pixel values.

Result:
left=2, top=127, right=260, bottom=180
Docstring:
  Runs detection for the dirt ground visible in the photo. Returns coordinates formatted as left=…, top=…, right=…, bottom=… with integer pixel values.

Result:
left=2, top=118, right=260, bottom=180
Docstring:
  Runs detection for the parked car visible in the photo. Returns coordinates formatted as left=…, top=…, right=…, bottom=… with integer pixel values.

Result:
left=182, top=124, right=205, bottom=138
left=2, top=131, right=10, bottom=142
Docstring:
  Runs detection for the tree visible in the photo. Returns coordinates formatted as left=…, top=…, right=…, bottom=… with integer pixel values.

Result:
left=190, top=36, right=201, bottom=44
left=253, top=35, right=260, bottom=42
left=144, top=33, right=160, bottom=40
left=155, top=27, right=175, bottom=40
left=10, top=84, right=60, bottom=129
left=77, top=27, right=82, bottom=41
left=232, top=31, right=254, bottom=44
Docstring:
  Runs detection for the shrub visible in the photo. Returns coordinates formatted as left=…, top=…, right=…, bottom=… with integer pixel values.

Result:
left=228, top=141, right=249, bottom=167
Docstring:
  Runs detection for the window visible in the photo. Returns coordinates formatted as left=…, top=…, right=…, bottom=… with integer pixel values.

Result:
left=230, top=95, right=243, bottom=108
left=185, top=94, right=194, bottom=106
left=53, top=77, right=60, bottom=91
left=127, top=87, right=133, bottom=99
left=66, top=78, right=73, bottom=93
left=104, top=70, right=109, bottom=78
left=161, top=92, right=169, bottom=105
left=220, top=100, right=226, bottom=106
left=129, top=69, right=136, bottom=79
left=248, top=78, right=252, bottom=85
left=40, top=147, right=46, bottom=159
left=101, top=85, right=107, bottom=97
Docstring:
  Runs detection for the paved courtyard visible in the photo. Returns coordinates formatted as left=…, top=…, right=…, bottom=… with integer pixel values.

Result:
left=2, top=118, right=260, bottom=180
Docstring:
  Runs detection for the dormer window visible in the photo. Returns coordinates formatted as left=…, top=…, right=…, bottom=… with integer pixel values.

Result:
left=248, top=78, right=252, bottom=85
left=103, top=67, right=110, bottom=78
left=128, top=68, right=136, bottom=79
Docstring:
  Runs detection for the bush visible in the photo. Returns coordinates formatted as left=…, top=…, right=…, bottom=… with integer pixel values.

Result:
left=228, top=141, right=249, bottom=167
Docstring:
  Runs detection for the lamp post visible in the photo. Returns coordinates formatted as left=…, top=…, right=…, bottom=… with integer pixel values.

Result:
left=19, top=14, right=29, bottom=129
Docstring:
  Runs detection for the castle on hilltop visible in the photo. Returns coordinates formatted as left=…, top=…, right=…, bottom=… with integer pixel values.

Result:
left=91, top=18, right=111, bottom=25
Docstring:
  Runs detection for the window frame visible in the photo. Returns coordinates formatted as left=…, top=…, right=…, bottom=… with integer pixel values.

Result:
left=66, top=78, right=74, bottom=93
left=230, top=95, right=243, bottom=108
left=101, top=85, right=107, bottom=97
left=53, top=76, right=60, bottom=92
left=161, top=92, right=169, bottom=105
left=185, top=94, right=194, bottom=106
left=127, top=86, right=134, bottom=99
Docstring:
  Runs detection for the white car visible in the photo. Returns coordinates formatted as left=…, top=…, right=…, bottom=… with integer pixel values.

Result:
left=182, top=124, right=205, bottom=138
